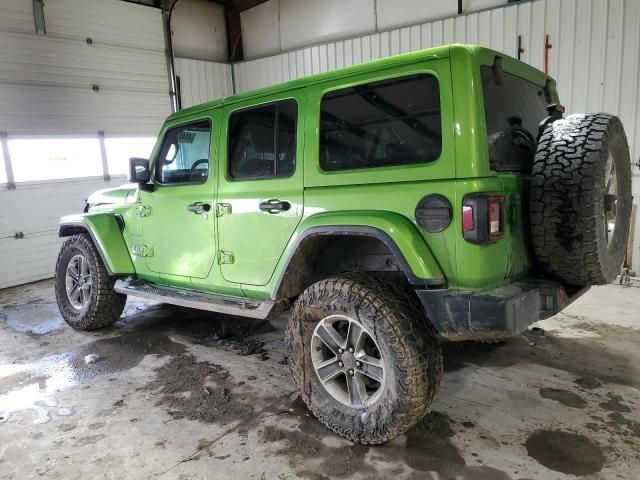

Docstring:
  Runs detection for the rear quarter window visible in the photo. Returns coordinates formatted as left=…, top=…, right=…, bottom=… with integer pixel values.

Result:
left=319, top=74, right=441, bottom=171
left=481, top=67, right=549, bottom=172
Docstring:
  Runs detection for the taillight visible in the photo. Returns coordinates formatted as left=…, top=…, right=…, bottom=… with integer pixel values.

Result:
left=487, top=195, right=504, bottom=241
left=462, top=194, right=505, bottom=243
left=462, top=206, right=474, bottom=231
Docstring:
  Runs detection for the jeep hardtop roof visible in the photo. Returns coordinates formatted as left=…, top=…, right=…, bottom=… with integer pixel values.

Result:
left=169, top=44, right=554, bottom=124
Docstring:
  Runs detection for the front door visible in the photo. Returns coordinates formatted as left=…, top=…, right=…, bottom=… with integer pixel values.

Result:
left=139, top=116, right=217, bottom=280
left=217, top=93, right=305, bottom=286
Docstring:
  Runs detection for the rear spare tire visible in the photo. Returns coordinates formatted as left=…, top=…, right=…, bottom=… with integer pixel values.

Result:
left=530, top=113, right=632, bottom=286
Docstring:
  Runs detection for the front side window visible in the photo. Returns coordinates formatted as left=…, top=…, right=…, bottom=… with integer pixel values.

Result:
left=481, top=67, right=549, bottom=171
left=155, top=120, right=211, bottom=184
left=228, top=100, right=297, bottom=180
left=319, top=74, right=442, bottom=171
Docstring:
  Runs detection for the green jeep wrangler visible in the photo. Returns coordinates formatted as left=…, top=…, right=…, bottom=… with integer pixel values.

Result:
left=55, top=45, right=632, bottom=444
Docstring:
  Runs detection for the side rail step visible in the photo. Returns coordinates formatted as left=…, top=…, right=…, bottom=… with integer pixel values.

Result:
left=114, top=278, right=275, bottom=320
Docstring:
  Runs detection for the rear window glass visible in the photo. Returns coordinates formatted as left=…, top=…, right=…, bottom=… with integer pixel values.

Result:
left=481, top=66, right=549, bottom=171
left=319, top=74, right=441, bottom=171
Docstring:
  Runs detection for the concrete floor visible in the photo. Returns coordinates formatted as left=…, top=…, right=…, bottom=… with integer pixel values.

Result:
left=0, top=281, right=639, bottom=480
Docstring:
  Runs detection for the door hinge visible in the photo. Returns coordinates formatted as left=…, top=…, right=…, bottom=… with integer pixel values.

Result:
left=217, top=250, right=235, bottom=264
left=131, top=244, right=154, bottom=257
left=216, top=202, right=232, bottom=217
left=136, top=205, right=152, bottom=217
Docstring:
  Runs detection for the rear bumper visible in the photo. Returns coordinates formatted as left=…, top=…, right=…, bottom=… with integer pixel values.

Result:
left=416, top=279, right=589, bottom=341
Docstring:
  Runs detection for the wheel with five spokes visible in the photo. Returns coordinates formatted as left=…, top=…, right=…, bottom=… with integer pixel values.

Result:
left=286, top=273, right=442, bottom=445
left=55, top=233, right=126, bottom=330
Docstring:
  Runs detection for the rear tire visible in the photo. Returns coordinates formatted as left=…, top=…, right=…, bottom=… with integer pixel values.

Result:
left=530, top=113, right=632, bottom=285
left=55, top=234, right=126, bottom=331
left=286, top=273, right=442, bottom=445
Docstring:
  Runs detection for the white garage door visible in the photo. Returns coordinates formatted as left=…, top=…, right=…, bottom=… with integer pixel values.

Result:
left=0, top=0, right=171, bottom=289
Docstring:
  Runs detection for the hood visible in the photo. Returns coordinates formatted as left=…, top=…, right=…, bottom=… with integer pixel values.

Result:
left=86, top=184, right=137, bottom=207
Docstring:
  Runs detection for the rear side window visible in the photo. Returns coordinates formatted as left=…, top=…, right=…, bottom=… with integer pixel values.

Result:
left=319, top=74, right=441, bottom=171
left=481, top=67, right=549, bottom=171
left=228, top=100, right=297, bottom=180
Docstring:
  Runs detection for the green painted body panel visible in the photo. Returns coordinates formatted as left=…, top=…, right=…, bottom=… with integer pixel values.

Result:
left=86, top=185, right=137, bottom=208
left=59, top=213, right=135, bottom=274
left=216, top=89, right=306, bottom=286
left=59, top=44, right=560, bottom=302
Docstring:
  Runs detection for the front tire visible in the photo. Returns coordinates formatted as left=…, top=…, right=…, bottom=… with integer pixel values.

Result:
left=55, top=234, right=126, bottom=331
left=286, top=273, right=442, bottom=445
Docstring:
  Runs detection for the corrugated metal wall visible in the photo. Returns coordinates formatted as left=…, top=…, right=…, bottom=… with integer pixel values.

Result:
left=232, top=0, right=640, bottom=271
left=174, top=57, right=233, bottom=109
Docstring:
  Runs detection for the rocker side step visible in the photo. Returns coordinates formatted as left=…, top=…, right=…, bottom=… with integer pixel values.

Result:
left=114, top=279, right=275, bottom=320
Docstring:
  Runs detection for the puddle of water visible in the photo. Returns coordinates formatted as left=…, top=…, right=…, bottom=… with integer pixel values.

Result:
left=1, top=303, right=64, bottom=335
left=0, top=330, right=185, bottom=424
left=525, top=429, right=605, bottom=476
left=539, top=387, right=588, bottom=409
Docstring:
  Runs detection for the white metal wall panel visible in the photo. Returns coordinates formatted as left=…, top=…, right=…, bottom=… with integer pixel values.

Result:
left=43, top=0, right=165, bottom=52
left=0, top=84, right=169, bottom=135
left=0, top=1, right=170, bottom=136
left=0, top=31, right=168, bottom=93
left=174, top=57, right=233, bottom=109
left=0, top=0, right=34, bottom=34
left=233, top=0, right=640, bottom=271
left=0, top=177, right=127, bottom=289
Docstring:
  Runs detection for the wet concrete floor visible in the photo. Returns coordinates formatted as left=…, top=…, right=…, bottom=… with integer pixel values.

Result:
left=0, top=280, right=639, bottom=479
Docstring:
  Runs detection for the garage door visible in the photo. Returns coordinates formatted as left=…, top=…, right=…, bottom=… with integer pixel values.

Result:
left=0, top=0, right=171, bottom=289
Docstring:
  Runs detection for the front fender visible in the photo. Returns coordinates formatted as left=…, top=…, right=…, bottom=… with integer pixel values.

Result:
left=275, top=211, right=445, bottom=289
left=59, top=213, right=135, bottom=275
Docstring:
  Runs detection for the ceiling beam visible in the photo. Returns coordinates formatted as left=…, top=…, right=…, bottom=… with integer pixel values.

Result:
left=231, top=0, right=271, bottom=12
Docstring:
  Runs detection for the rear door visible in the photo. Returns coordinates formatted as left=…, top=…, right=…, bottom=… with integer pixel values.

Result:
left=216, top=92, right=305, bottom=286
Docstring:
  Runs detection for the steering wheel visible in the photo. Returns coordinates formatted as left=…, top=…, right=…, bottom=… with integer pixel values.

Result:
left=190, top=159, right=209, bottom=172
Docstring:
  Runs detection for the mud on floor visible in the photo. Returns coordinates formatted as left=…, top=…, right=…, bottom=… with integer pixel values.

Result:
left=1, top=287, right=640, bottom=479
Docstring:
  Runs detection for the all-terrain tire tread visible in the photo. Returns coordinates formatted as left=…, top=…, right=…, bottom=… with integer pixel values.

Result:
left=530, top=113, right=631, bottom=285
left=54, top=234, right=126, bottom=330
left=286, top=273, right=442, bottom=445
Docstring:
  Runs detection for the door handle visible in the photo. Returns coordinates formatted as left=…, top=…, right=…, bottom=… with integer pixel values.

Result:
left=259, top=199, right=291, bottom=214
left=187, top=202, right=211, bottom=214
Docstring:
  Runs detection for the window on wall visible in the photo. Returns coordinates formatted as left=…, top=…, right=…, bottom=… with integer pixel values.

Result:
left=319, top=74, right=442, bottom=171
left=105, top=137, right=157, bottom=176
left=0, top=145, right=6, bottom=184
left=228, top=100, right=297, bottom=180
left=155, top=120, right=211, bottom=185
left=8, top=138, right=103, bottom=182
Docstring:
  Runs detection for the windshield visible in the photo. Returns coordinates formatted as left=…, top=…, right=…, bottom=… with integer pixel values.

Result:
left=481, top=66, right=549, bottom=172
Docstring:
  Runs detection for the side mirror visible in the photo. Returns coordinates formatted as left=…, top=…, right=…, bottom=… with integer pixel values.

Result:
left=128, top=157, right=150, bottom=183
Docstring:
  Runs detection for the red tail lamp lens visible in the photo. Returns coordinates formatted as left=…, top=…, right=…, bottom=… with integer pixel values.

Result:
left=462, top=206, right=474, bottom=231
left=462, top=193, right=505, bottom=244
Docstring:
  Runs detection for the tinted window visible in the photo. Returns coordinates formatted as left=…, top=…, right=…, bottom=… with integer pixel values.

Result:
left=228, top=100, right=297, bottom=179
left=155, top=120, right=211, bottom=184
left=481, top=66, right=549, bottom=171
left=319, top=74, right=441, bottom=171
